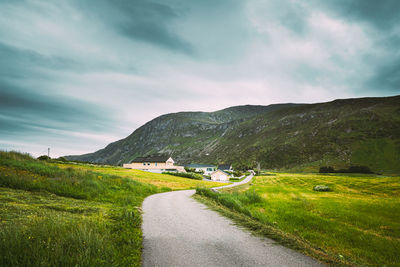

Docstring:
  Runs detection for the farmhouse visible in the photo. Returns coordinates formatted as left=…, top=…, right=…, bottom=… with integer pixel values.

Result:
left=210, top=169, right=230, bottom=181
left=123, top=155, right=185, bottom=173
left=186, top=163, right=217, bottom=175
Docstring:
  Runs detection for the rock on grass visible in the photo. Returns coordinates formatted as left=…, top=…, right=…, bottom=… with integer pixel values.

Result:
left=313, top=185, right=332, bottom=192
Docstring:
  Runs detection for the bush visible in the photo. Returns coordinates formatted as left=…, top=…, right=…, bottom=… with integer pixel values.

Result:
left=184, top=167, right=196, bottom=173
left=319, top=165, right=374, bottom=174
left=233, top=170, right=244, bottom=177
left=319, top=166, right=335, bottom=173
left=338, top=165, right=374, bottom=174
left=37, top=155, right=51, bottom=161
left=162, top=171, right=203, bottom=180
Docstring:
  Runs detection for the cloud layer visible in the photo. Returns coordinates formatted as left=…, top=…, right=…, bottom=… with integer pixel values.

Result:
left=0, top=0, right=399, bottom=157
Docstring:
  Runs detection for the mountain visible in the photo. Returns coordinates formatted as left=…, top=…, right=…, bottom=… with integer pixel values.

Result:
left=66, top=95, right=400, bottom=174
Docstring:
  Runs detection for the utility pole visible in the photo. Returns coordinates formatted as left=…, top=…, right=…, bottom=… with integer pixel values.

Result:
left=48, top=148, right=50, bottom=158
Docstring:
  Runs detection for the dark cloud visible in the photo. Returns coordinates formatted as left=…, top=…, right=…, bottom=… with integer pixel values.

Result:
left=79, top=0, right=193, bottom=54
left=318, top=0, right=400, bottom=30
left=0, top=82, right=115, bottom=132
left=365, top=59, right=400, bottom=93
left=312, top=0, right=400, bottom=93
left=0, top=42, right=117, bottom=139
left=0, top=42, right=81, bottom=79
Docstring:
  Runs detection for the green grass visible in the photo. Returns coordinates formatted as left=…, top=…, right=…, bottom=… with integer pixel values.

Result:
left=162, top=171, right=203, bottom=180
left=0, top=151, right=164, bottom=266
left=196, top=172, right=400, bottom=266
left=0, top=151, right=225, bottom=266
left=55, top=162, right=226, bottom=190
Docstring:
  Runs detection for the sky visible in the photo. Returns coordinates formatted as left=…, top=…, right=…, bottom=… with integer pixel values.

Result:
left=1, top=0, right=399, bottom=158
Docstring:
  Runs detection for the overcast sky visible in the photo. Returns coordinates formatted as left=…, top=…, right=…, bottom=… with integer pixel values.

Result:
left=1, top=0, right=399, bottom=157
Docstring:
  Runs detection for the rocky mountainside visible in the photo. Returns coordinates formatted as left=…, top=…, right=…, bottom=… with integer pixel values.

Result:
left=66, top=95, right=400, bottom=174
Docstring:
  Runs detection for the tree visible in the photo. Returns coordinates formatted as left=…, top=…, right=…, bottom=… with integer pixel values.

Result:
left=319, top=166, right=335, bottom=173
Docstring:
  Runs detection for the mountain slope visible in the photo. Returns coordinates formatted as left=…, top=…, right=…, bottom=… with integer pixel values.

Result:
left=66, top=104, right=297, bottom=165
left=66, top=96, right=400, bottom=174
left=211, top=96, right=400, bottom=174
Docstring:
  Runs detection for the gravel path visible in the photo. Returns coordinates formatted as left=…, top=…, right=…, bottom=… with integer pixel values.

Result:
left=141, top=175, right=323, bottom=266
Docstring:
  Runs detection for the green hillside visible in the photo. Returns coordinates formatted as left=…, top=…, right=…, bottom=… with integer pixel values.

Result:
left=214, top=96, right=400, bottom=174
left=67, top=95, right=400, bottom=174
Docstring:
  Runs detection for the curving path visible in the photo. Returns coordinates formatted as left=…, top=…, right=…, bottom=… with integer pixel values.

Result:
left=141, top=175, right=323, bottom=266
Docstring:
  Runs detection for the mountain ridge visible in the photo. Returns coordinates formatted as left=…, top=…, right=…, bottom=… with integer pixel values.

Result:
left=66, top=95, right=400, bottom=174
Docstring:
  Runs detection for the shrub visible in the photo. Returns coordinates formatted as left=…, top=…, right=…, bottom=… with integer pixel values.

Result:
left=184, top=167, right=196, bottom=173
left=233, top=170, right=244, bottom=177
left=162, top=171, right=203, bottom=180
left=37, top=155, right=51, bottom=161
left=344, top=165, right=374, bottom=174
left=319, top=166, right=335, bottom=173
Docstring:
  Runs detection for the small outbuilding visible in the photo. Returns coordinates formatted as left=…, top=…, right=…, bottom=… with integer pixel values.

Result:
left=210, top=169, right=230, bottom=181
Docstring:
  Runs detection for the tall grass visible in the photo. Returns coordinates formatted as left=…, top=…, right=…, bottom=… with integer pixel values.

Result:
left=0, top=214, right=115, bottom=266
left=0, top=151, right=161, bottom=203
left=0, top=151, right=164, bottom=266
left=196, top=187, right=263, bottom=217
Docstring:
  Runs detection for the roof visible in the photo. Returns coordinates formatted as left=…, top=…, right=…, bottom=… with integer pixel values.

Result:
left=212, top=169, right=229, bottom=176
left=218, top=164, right=232, bottom=170
left=186, top=163, right=216, bottom=168
left=131, top=155, right=171, bottom=163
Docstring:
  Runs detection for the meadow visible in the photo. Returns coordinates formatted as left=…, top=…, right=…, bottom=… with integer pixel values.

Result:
left=196, top=172, right=400, bottom=266
left=0, top=151, right=224, bottom=266
left=55, top=162, right=225, bottom=190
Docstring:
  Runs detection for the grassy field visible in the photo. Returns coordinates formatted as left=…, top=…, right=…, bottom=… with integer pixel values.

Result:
left=196, top=172, right=400, bottom=266
left=55, top=163, right=226, bottom=190
left=0, top=151, right=224, bottom=266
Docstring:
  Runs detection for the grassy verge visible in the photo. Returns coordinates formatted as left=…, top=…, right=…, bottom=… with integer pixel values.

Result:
left=55, top=163, right=227, bottom=190
left=195, top=173, right=400, bottom=266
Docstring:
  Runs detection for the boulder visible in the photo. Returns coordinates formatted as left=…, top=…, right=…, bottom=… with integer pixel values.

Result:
left=313, top=185, right=332, bottom=192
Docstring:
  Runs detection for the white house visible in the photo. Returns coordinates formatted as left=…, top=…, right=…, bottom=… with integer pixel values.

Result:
left=123, top=155, right=185, bottom=173
left=210, top=169, right=230, bottom=181
left=186, top=163, right=217, bottom=176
